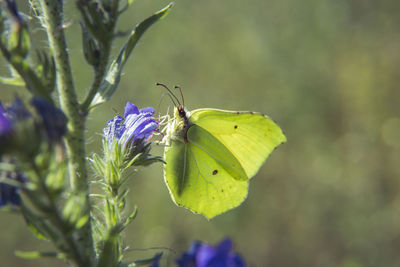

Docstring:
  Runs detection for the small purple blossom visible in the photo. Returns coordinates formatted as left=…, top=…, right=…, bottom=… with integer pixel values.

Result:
left=176, top=238, right=246, bottom=267
left=104, top=102, right=158, bottom=151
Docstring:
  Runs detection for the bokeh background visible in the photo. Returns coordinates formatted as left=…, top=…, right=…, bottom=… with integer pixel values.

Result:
left=1, top=0, right=400, bottom=266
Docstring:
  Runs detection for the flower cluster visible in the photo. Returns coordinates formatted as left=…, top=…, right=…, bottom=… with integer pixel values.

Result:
left=103, top=102, right=160, bottom=165
left=176, top=238, right=246, bottom=267
left=104, top=102, right=158, bottom=149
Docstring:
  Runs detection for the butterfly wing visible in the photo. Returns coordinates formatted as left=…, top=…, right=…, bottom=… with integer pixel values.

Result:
left=189, top=108, right=286, bottom=179
left=163, top=108, right=286, bottom=219
left=164, top=124, right=249, bottom=219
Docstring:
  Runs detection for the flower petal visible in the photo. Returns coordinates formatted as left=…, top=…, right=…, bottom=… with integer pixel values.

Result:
left=124, top=102, right=139, bottom=117
left=140, top=107, right=155, bottom=116
left=104, top=115, right=125, bottom=148
left=196, top=244, right=217, bottom=267
left=122, top=114, right=157, bottom=147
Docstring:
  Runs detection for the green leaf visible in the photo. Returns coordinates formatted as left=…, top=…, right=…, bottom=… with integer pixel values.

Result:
left=21, top=207, right=52, bottom=241
left=89, top=2, right=173, bottom=109
left=15, top=250, right=66, bottom=260
left=122, top=206, right=138, bottom=230
left=89, top=153, right=106, bottom=176
left=0, top=75, right=25, bottom=86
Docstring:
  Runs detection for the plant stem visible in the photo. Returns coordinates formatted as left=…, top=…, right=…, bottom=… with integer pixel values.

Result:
left=38, top=0, right=95, bottom=265
left=30, top=163, right=87, bottom=267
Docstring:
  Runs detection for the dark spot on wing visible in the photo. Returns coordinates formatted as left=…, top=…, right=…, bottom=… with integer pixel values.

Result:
left=234, top=125, right=238, bottom=129
left=212, top=169, right=218, bottom=175
left=221, top=189, right=224, bottom=193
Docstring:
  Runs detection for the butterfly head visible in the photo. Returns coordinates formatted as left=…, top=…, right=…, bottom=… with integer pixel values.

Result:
left=177, top=105, right=190, bottom=123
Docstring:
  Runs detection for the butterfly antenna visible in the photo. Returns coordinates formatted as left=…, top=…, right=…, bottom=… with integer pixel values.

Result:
left=174, top=85, right=184, bottom=107
left=156, top=82, right=181, bottom=106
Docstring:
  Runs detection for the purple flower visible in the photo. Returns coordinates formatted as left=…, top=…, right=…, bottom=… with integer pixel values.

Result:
left=176, top=239, right=246, bottom=267
left=104, top=102, right=158, bottom=152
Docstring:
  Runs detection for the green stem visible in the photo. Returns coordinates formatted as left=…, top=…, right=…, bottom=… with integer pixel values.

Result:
left=30, top=163, right=87, bottom=267
left=79, top=0, right=121, bottom=112
left=38, top=0, right=95, bottom=265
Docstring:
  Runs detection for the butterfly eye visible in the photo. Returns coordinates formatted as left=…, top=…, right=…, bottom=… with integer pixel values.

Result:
left=234, top=125, right=238, bottom=129
left=212, top=170, right=218, bottom=175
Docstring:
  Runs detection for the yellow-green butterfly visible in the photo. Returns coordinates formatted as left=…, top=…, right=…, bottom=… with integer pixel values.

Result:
left=160, top=84, right=286, bottom=219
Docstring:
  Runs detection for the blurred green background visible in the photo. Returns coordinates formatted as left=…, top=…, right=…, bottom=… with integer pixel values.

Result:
left=1, top=0, right=400, bottom=266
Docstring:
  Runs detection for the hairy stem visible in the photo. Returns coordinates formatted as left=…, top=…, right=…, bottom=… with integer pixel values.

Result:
left=38, top=0, right=95, bottom=265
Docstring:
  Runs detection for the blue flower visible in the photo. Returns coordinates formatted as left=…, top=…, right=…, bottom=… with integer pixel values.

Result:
left=0, top=170, right=26, bottom=207
left=176, top=239, right=246, bottom=267
left=31, top=97, right=67, bottom=143
left=0, top=182, right=20, bottom=207
left=104, top=102, right=158, bottom=152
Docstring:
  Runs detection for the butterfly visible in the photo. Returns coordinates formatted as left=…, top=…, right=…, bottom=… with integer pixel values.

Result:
left=158, top=84, right=286, bottom=219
